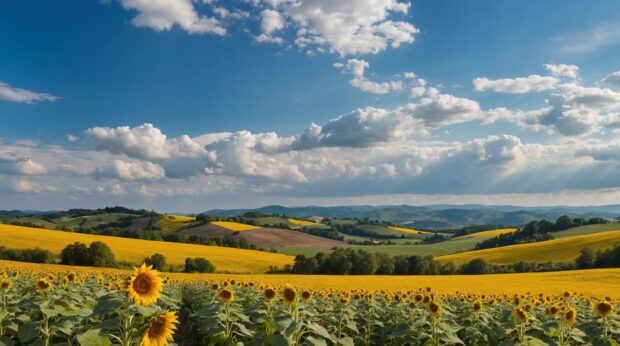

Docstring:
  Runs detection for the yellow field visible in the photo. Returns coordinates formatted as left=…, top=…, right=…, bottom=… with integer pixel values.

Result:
left=288, top=218, right=321, bottom=227
left=388, top=226, right=429, bottom=235
left=463, top=228, right=518, bottom=238
left=0, top=224, right=292, bottom=273
left=211, top=221, right=262, bottom=231
left=2, top=259, right=619, bottom=298
left=164, top=214, right=195, bottom=222
left=438, top=230, right=620, bottom=265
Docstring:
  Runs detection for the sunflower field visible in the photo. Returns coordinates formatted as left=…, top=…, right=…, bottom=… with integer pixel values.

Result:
left=1, top=262, right=620, bottom=345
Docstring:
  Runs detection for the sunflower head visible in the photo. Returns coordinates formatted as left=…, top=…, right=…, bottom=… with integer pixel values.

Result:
left=563, top=307, right=577, bottom=326
left=35, top=278, right=52, bottom=292
left=0, top=280, right=12, bottom=290
left=219, top=289, right=234, bottom=303
left=66, top=273, right=76, bottom=282
left=301, top=290, right=312, bottom=301
left=264, top=288, right=276, bottom=301
left=595, top=301, right=613, bottom=317
left=473, top=301, right=483, bottom=313
left=547, top=305, right=559, bottom=316
left=128, top=264, right=163, bottom=306
left=282, top=287, right=297, bottom=305
left=513, top=308, right=528, bottom=324
left=140, top=311, right=179, bottom=346
left=428, top=301, right=441, bottom=318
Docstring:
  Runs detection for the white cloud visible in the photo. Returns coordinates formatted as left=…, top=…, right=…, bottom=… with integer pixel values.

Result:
left=264, top=0, right=418, bottom=56
left=96, top=159, right=166, bottom=181
left=120, top=0, right=226, bottom=35
left=14, top=180, right=42, bottom=193
left=86, top=123, right=207, bottom=160
left=67, top=134, right=78, bottom=142
left=0, top=153, right=48, bottom=175
left=407, top=92, right=483, bottom=127
left=556, top=21, right=620, bottom=55
left=335, top=59, right=403, bottom=94
left=0, top=81, right=58, bottom=104
left=544, top=64, right=580, bottom=79
left=602, top=71, right=620, bottom=89
left=473, top=75, right=559, bottom=94
left=260, top=9, right=285, bottom=34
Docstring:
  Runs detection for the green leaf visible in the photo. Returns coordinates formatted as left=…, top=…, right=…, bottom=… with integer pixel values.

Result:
left=18, top=320, right=41, bottom=343
left=77, top=329, right=112, bottom=346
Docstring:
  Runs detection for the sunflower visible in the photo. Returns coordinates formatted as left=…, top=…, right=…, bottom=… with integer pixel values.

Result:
left=35, top=278, right=52, bottom=292
left=140, top=311, right=179, bottom=346
left=128, top=264, right=163, bottom=306
left=0, top=280, right=11, bottom=290
left=282, top=287, right=297, bottom=305
left=66, top=273, right=76, bottom=282
left=547, top=305, right=560, bottom=315
left=301, top=290, right=312, bottom=301
left=428, top=301, right=441, bottom=318
left=264, top=288, right=276, bottom=301
left=563, top=307, right=577, bottom=326
left=219, top=289, right=234, bottom=303
left=594, top=301, right=613, bottom=317
left=513, top=308, right=528, bottom=324
left=473, top=301, right=484, bottom=313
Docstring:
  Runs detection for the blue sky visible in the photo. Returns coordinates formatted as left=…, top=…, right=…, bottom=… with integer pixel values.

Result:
left=2, top=0, right=620, bottom=211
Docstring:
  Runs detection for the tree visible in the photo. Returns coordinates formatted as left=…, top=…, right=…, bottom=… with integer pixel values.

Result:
left=184, top=257, right=215, bottom=273
left=461, top=258, right=491, bottom=275
left=144, top=253, right=167, bottom=271
left=292, top=255, right=318, bottom=274
left=88, top=241, right=117, bottom=267
left=576, top=247, right=596, bottom=269
left=61, top=242, right=91, bottom=265
left=555, top=215, right=573, bottom=230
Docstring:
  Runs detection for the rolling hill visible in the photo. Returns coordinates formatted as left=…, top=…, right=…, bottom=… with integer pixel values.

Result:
left=0, top=223, right=293, bottom=273
left=437, top=230, right=620, bottom=265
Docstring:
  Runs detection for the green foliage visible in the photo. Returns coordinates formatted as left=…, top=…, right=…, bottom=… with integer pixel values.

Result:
left=144, top=253, right=167, bottom=271
left=0, top=246, right=55, bottom=264
left=183, top=257, right=216, bottom=273
left=60, top=241, right=117, bottom=267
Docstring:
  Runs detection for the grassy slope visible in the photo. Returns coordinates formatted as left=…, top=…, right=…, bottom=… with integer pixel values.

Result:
left=6, top=217, right=59, bottom=229
left=553, top=222, right=620, bottom=239
left=437, top=230, right=620, bottom=265
left=51, top=213, right=136, bottom=230
left=0, top=224, right=293, bottom=273
left=3, top=259, right=620, bottom=298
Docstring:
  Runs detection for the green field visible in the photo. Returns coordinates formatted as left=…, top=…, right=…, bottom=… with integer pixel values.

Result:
left=51, top=213, right=137, bottom=230
left=553, top=222, right=620, bottom=239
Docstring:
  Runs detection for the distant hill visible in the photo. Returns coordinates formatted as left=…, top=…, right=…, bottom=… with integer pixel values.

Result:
left=204, top=204, right=620, bottom=229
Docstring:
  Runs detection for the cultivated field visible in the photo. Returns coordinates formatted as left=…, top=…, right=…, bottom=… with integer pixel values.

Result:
left=0, top=224, right=293, bottom=272
left=438, top=230, right=620, bottom=265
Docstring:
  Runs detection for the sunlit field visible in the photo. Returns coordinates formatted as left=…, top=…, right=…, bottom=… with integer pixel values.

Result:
left=1, top=260, right=619, bottom=344
left=438, top=230, right=620, bottom=265
left=0, top=224, right=293, bottom=272
left=210, top=221, right=262, bottom=231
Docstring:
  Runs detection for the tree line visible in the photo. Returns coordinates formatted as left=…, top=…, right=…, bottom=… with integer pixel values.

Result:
left=475, top=216, right=608, bottom=250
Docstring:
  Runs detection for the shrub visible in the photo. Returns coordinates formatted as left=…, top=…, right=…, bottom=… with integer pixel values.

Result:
left=183, top=257, right=216, bottom=273
left=60, top=241, right=117, bottom=267
left=144, top=253, right=167, bottom=271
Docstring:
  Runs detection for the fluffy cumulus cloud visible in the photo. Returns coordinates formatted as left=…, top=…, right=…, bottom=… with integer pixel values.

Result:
left=0, top=81, right=58, bottom=104
left=113, top=0, right=418, bottom=56
left=257, top=0, right=418, bottom=56
left=334, top=59, right=402, bottom=94
left=120, top=0, right=226, bottom=35
left=473, top=75, right=559, bottom=94
left=95, top=159, right=166, bottom=181
left=544, top=64, right=580, bottom=79
left=0, top=153, right=47, bottom=175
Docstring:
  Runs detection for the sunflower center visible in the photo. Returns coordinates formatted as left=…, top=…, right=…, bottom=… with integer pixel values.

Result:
left=148, top=319, right=166, bottom=338
left=134, top=275, right=152, bottom=294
